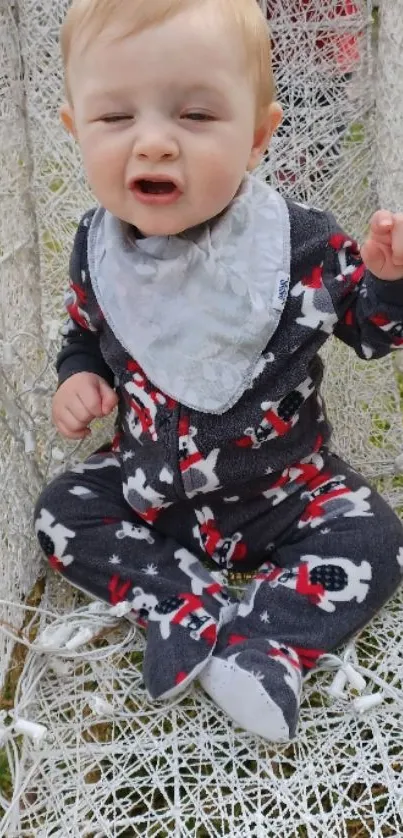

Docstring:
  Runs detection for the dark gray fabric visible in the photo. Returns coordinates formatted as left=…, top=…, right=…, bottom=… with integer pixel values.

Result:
left=34, top=450, right=236, bottom=699
left=35, top=446, right=403, bottom=714
left=35, top=197, right=403, bottom=725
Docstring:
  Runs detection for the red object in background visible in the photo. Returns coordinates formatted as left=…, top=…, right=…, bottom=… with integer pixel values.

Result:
left=266, top=1, right=361, bottom=74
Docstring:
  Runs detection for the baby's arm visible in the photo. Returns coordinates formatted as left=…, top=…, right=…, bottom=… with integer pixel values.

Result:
left=322, top=211, right=403, bottom=360
left=53, top=212, right=117, bottom=439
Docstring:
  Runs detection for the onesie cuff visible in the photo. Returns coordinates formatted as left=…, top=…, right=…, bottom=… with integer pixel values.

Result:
left=57, top=354, right=115, bottom=389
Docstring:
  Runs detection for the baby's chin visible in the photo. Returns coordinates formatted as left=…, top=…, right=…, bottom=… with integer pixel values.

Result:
left=132, top=215, right=211, bottom=238
left=123, top=198, right=227, bottom=238
left=130, top=202, right=236, bottom=238
left=134, top=222, right=191, bottom=238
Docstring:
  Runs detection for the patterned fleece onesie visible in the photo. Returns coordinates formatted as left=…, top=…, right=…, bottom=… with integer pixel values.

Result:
left=34, top=196, right=403, bottom=743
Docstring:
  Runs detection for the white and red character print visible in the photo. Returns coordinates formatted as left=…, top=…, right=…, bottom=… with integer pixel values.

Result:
left=126, top=406, right=143, bottom=443
left=298, top=474, right=372, bottom=529
left=368, top=314, right=403, bottom=348
left=115, top=521, right=155, bottom=544
left=124, top=360, right=176, bottom=442
left=267, top=641, right=302, bottom=700
left=71, top=453, right=120, bottom=474
left=329, top=233, right=365, bottom=291
left=265, top=555, right=372, bottom=613
left=174, top=548, right=231, bottom=606
left=237, top=565, right=274, bottom=618
left=178, top=417, right=220, bottom=497
left=291, top=264, right=338, bottom=334
left=263, top=448, right=325, bottom=506
left=122, top=469, right=171, bottom=524
left=193, top=508, right=247, bottom=567
left=247, top=352, right=276, bottom=387
left=236, top=378, right=315, bottom=448
left=35, top=509, right=76, bottom=572
left=396, top=547, right=403, bottom=573
left=130, top=587, right=218, bottom=643
left=64, top=283, right=96, bottom=332
left=108, top=574, right=132, bottom=607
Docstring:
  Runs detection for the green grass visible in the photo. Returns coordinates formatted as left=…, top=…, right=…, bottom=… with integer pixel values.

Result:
left=0, top=579, right=45, bottom=811
left=0, top=750, right=12, bottom=800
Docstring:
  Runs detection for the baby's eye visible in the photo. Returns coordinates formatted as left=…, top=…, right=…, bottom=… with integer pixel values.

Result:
left=99, top=114, right=133, bottom=124
left=182, top=112, right=215, bottom=122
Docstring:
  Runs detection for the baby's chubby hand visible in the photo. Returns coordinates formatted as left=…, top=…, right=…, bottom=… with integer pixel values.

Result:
left=361, top=210, right=403, bottom=281
left=52, top=372, right=118, bottom=440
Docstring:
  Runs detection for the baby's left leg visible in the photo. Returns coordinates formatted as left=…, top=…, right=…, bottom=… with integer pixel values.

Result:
left=200, top=456, right=403, bottom=742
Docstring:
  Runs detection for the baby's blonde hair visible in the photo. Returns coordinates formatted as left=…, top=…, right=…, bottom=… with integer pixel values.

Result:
left=61, top=0, right=274, bottom=113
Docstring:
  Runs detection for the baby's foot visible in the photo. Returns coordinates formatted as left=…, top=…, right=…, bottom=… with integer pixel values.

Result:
left=198, top=637, right=302, bottom=742
left=142, top=591, right=237, bottom=701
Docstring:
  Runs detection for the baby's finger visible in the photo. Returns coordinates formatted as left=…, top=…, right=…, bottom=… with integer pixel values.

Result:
left=98, top=380, right=119, bottom=415
left=76, top=388, right=104, bottom=419
left=67, top=396, right=96, bottom=426
left=392, top=213, right=403, bottom=263
left=370, top=209, right=394, bottom=237
left=56, top=401, right=91, bottom=430
left=56, top=418, right=91, bottom=440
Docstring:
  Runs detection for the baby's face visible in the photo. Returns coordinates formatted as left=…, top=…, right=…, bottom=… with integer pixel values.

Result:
left=63, top=5, right=279, bottom=236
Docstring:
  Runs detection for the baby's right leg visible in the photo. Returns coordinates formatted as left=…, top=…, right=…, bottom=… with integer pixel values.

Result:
left=34, top=450, right=234, bottom=700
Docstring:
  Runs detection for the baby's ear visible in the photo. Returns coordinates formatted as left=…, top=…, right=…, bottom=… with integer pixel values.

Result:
left=248, top=102, right=283, bottom=171
left=60, top=103, right=77, bottom=138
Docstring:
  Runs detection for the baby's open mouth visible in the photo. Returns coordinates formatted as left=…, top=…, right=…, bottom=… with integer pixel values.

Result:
left=137, top=179, right=177, bottom=195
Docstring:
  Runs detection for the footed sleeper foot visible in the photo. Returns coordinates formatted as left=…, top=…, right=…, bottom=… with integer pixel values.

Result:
left=142, top=591, right=237, bottom=701
left=199, top=637, right=302, bottom=742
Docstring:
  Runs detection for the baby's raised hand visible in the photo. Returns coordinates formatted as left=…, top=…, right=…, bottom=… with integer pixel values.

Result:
left=52, top=372, right=118, bottom=440
left=361, top=210, right=403, bottom=281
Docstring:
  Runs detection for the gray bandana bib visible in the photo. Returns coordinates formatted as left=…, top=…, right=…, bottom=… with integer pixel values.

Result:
left=88, top=174, right=290, bottom=414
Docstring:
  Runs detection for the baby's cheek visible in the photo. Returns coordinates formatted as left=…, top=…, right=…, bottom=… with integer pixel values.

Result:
left=81, top=138, right=121, bottom=193
left=199, top=154, right=243, bottom=206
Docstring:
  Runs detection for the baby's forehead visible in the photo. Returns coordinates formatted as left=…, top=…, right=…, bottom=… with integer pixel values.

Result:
left=62, top=0, right=273, bottom=111
left=69, top=4, right=248, bottom=73
left=69, top=13, right=249, bottom=99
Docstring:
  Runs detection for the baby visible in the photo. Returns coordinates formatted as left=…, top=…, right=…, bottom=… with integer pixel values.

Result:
left=35, top=0, right=403, bottom=743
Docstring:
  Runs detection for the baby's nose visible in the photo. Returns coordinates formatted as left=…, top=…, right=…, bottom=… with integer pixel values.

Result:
left=133, top=127, right=179, bottom=162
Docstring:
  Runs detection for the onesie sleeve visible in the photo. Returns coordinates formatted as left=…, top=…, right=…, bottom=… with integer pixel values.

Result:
left=322, top=210, right=403, bottom=360
left=56, top=211, right=115, bottom=388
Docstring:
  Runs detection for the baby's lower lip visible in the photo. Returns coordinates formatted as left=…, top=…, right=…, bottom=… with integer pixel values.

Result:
left=130, top=180, right=182, bottom=206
